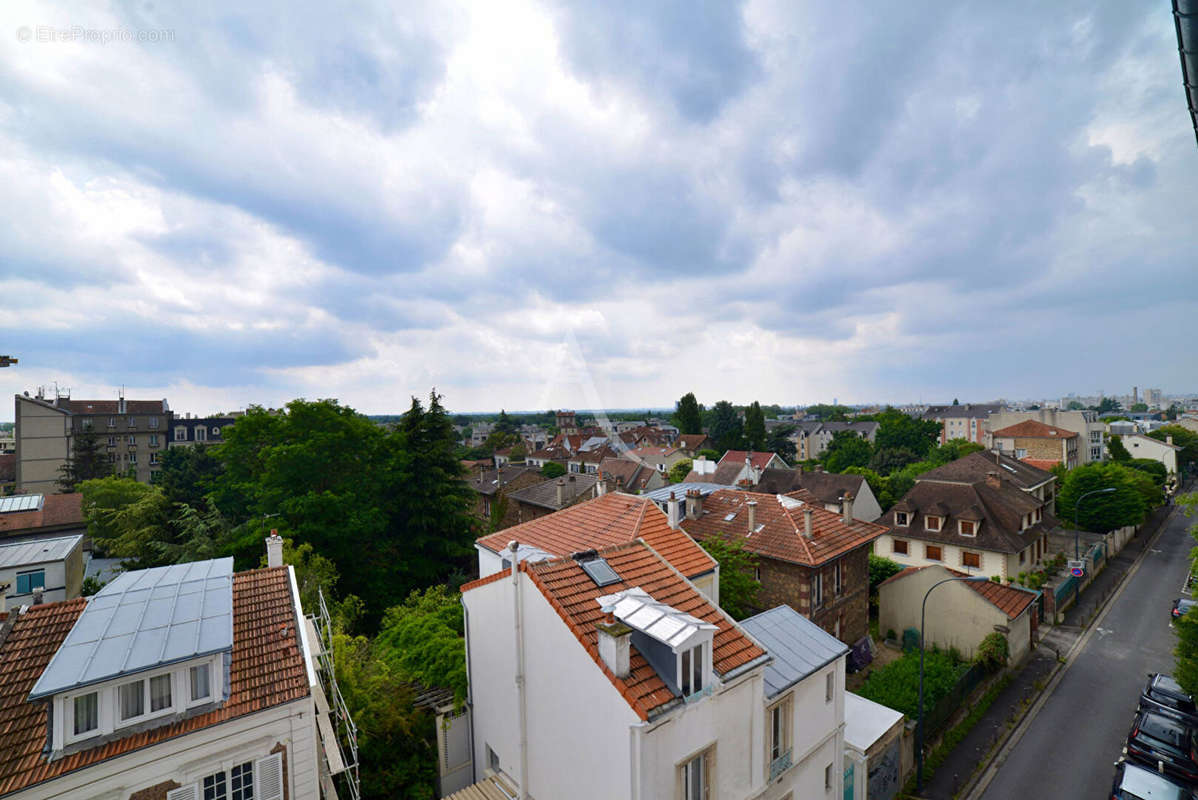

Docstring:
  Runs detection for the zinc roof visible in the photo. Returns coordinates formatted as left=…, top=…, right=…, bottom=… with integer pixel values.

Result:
left=0, top=535, right=82, bottom=570
left=739, top=604, right=848, bottom=698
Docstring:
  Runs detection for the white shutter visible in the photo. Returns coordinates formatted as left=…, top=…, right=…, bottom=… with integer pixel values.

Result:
left=166, top=785, right=198, bottom=800
left=256, top=752, right=285, bottom=800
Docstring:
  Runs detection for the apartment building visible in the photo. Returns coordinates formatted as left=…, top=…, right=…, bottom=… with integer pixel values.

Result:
left=170, top=415, right=239, bottom=447
left=986, top=409, right=1106, bottom=464
left=922, top=404, right=1002, bottom=446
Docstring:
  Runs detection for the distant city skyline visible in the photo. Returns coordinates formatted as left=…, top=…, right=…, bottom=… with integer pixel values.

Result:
left=2, top=2, right=1195, bottom=419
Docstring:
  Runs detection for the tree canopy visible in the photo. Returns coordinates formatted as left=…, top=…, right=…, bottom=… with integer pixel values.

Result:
left=698, top=532, right=759, bottom=619
left=673, top=392, right=703, bottom=435
left=766, top=424, right=797, bottom=463
left=1149, top=426, right=1198, bottom=471
left=1107, top=435, right=1131, bottom=462
left=58, top=427, right=112, bottom=492
left=872, top=408, right=941, bottom=457
left=1056, top=463, right=1151, bottom=532
left=709, top=400, right=744, bottom=453
left=744, top=401, right=767, bottom=451
left=823, top=430, right=873, bottom=473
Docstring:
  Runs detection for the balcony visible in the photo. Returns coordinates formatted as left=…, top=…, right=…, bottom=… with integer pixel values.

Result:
left=769, top=748, right=793, bottom=781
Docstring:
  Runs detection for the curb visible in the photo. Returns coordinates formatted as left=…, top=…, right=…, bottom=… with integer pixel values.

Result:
left=957, top=508, right=1175, bottom=800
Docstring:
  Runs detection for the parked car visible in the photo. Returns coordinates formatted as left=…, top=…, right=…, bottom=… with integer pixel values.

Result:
left=1124, top=710, right=1198, bottom=785
left=1142, top=675, right=1198, bottom=727
left=1174, top=599, right=1198, bottom=622
left=1111, top=759, right=1197, bottom=799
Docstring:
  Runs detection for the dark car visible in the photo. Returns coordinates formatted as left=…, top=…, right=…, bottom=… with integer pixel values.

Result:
left=1111, top=759, right=1196, bottom=799
left=1125, top=711, right=1198, bottom=785
left=1142, top=675, right=1198, bottom=728
left=1173, top=599, right=1198, bottom=622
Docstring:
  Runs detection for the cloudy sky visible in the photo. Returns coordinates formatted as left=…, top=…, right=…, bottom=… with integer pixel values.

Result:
left=1, top=1, right=1194, bottom=418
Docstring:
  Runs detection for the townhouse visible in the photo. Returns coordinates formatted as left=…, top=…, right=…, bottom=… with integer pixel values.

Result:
left=989, top=420, right=1079, bottom=470
left=685, top=450, right=790, bottom=486
left=921, top=404, right=1001, bottom=446
left=751, top=469, right=883, bottom=523
left=791, top=423, right=879, bottom=461
left=987, top=408, right=1106, bottom=464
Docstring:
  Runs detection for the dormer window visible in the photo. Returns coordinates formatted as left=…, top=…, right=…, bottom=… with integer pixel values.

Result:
left=959, top=520, right=977, bottom=537
left=925, top=515, right=942, bottom=532
left=680, top=643, right=706, bottom=697
left=895, top=511, right=910, bottom=527
left=73, top=693, right=98, bottom=736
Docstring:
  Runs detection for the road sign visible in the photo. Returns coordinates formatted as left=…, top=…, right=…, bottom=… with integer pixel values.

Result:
left=1068, top=559, right=1086, bottom=578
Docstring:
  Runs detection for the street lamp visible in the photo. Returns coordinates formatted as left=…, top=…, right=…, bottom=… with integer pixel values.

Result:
left=1074, top=487, right=1117, bottom=559
left=916, top=574, right=991, bottom=791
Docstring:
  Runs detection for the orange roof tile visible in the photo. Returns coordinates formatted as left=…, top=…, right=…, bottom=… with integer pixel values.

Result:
left=1021, top=458, right=1060, bottom=471
left=718, top=450, right=781, bottom=470
left=680, top=490, right=885, bottom=567
left=475, top=493, right=716, bottom=579
left=523, top=542, right=767, bottom=720
left=990, top=420, right=1077, bottom=439
left=878, top=565, right=1036, bottom=620
left=0, top=567, right=308, bottom=796
left=0, top=494, right=84, bottom=536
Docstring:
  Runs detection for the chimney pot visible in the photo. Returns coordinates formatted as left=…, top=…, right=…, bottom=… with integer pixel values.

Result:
left=747, top=499, right=757, bottom=533
left=685, top=489, right=702, bottom=520
left=556, top=479, right=565, bottom=507
left=842, top=492, right=854, bottom=523
left=667, top=492, right=681, bottom=529
left=32, top=587, right=44, bottom=606
left=985, top=471, right=1002, bottom=490
left=803, top=507, right=814, bottom=538
left=266, top=529, right=285, bottom=568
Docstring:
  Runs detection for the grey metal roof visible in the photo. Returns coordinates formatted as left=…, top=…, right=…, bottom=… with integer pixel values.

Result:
left=0, top=535, right=82, bottom=569
left=1176, top=0, right=1198, bottom=148
left=739, top=605, right=849, bottom=698
left=30, top=557, right=235, bottom=699
left=642, top=483, right=730, bottom=504
left=0, top=495, right=44, bottom=514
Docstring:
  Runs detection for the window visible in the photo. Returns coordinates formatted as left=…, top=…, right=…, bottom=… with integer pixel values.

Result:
left=834, top=562, right=843, bottom=595
left=812, top=572, right=823, bottom=608
left=191, top=663, right=212, bottom=702
left=149, top=417, right=159, bottom=429
left=826, top=671, right=835, bottom=702
left=175, top=426, right=188, bottom=441
left=959, top=520, right=976, bottom=536
left=128, top=452, right=137, bottom=463
left=925, top=515, right=942, bottom=532
left=895, top=511, right=909, bottom=527
left=681, top=750, right=710, bottom=800
left=151, top=673, right=172, bottom=712
left=128, top=417, right=136, bottom=428
left=1015, top=448, right=1027, bottom=458
left=107, top=416, right=116, bottom=427
left=892, top=539, right=908, bottom=555
left=149, top=433, right=159, bottom=446
left=230, top=762, right=254, bottom=800
left=108, top=435, right=116, bottom=446
left=754, top=566, right=761, bottom=582
left=211, top=426, right=221, bottom=436
left=963, top=551, right=981, bottom=569
left=108, top=453, right=116, bottom=463
left=81, top=419, right=93, bottom=431
left=16, top=570, right=45, bottom=594
left=203, top=770, right=228, bottom=800
left=487, top=744, right=500, bottom=773
left=1019, top=550, right=1026, bottom=565
left=196, top=427, right=207, bottom=442
left=925, top=545, right=942, bottom=561
left=826, top=762, right=834, bottom=790
left=73, top=692, right=98, bottom=735
left=120, top=679, right=145, bottom=720
left=680, top=644, right=705, bottom=696
left=150, top=452, right=160, bottom=465
left=768, top=698, right=793, bottom=779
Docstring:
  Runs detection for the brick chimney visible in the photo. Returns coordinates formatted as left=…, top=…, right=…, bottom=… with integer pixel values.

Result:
left=32, top=587, right=44, bottom=606
left=803, top=507, right=814, bottom=538
left=596, top=620, right=632, bottom=679
left=667, top=492, right=681, bottom=529
left=266, top=529, right=284, bottom=568
left=985, top=471, right=1002, bottom=490
left=747, top=500, right=757, bottom=533
left=685, top=489, right=703, bottom=520
left=556, top=478, right=566, bottom=507
left=842, top=492, right=854, bottom=523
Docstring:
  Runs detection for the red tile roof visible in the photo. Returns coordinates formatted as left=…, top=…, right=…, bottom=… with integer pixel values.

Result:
left=676, top=434, right=710, bottom=451
left=1021, top=458, right=1060, bottom=471
left=990, top=420, right=1077, bottom=439
left=523, top=542, right=766, bottom=720
left=679, top=490, right=885, bottom=567
left=718, top=450, right=781, bottom=470
left=0, top=494, right=84, bottom=536
left=879, top=566, right=1037, bottom=620
left=475, top=493, right=715, bottom=579
left=0, top=567, right=308, bottom=796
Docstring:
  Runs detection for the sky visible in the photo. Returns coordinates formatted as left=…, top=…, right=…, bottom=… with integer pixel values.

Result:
left=1, top=1, right=1195, bottom=419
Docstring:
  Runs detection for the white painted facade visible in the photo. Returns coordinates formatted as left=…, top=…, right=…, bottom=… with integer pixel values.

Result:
left=873, top=531, right=1048, bottom=582
left=1121, top=434, right=1179, bottom=475
left=760, top=659, right=846, bottom=800
left=0, top=536, right=84, bottom=608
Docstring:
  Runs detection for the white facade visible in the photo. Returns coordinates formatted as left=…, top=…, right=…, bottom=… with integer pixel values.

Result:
left=0, top=535, right=84, bottom=607
left=874, top=531, right=1048, bottom=582
left=759, top=661, right=846, bottom=800
left=1121, top=434, right=1179, bottom=476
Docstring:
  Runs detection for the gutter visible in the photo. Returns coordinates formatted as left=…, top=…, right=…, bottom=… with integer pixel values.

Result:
left=1175, top=0, right=1198, bottom=147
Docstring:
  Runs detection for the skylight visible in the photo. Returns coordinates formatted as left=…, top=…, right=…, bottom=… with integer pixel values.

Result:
left=0, top=494, right=44, bottom=514
left=596, top=587, right=718, bottom=650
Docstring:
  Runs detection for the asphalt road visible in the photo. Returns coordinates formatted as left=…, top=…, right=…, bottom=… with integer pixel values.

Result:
left=979, top=504, right=1193, bottom=800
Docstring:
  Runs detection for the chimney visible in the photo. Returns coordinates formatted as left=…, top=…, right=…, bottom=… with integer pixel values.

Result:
left=32, top=587, right=44, bottom=606
left=1168, top=435, right=1175, bottom=447
left=842, top=492, right=854, bottom=523
left=556, top=478, right=565, bottom=507
left=596, top=620, right=632, bottom=679
left=0, top=581, right=8, bottom=614
left=596, top=477, right=607, bottom=496
left=985, top=471, right=1002, bottom=490
left=803, top=507, right=814, bottom=538
left=685, top=489, right=702, bottom=520
left=118, top=393, right=126, bottom=415
left=667, top=492, right=681, bottom=529
left=747, top=499, right=758, bottom=533
left=266, top=529, right=284, bottom=568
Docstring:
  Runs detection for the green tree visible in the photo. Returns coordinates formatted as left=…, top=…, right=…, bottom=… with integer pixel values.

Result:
left=154, top=443, right=223, bottom=508
left=80, top=476, right=172, bottom=567
left=1057, top=463, right=1149, bottom=531
left=873, top=407, right=941, bottom=457
left=1094, top=397, right=1122, bottom=414
left=744, top=402, right=767, bottom=451
left=1067, top=400, right=1085, bottom=410
left=1130, top=403, right=1149, bottom=413
left=698, top=532, right=760, bottom=619
left=58, top=426, right=112, bottom=492
left=869, top=447, right=920, bottom=476
left=766, top=424, right=797, bottom=463
left=1126, top=459, right=1168, bottom=486
left=1149, top=426, right=1198, bottom=471
left=541, top=461, right=566, bottom=479
left=493, top=409, right=517, bottom=435
left=804, top=404, right=853, bottom=421
left=375, top=585, right=468, bottom=705
left=709, top=401, right=744, bottom=452
left=1173, top=494, right=1198, bottom=695
left=930, top=438, right=985, bottom=465
left=1107, top=435, right=1131, bottom=462
left=673, top=392, right=704, bottom=435
left=868, top=554, right=904, bottom=594
left=823, top=431, right=873, bottom=473
left=668, top=458, right=693, bottom=484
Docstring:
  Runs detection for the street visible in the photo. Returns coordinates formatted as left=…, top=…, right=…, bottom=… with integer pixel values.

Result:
left=978, top=503, right=1194, bottom=799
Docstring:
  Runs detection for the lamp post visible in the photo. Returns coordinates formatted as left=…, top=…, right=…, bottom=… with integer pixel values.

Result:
left=1074, top=487, right=1117, bottom=559
left=916, top=574, right=991, bottom=792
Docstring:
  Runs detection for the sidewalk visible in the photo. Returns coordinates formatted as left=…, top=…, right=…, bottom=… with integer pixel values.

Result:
left=915, top=502, right=1173, bottom=800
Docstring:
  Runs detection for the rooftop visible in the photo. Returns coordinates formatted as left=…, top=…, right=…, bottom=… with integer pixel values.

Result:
left=886, top=480, right=1052, bottom=553
left=597, top=586, right=718, bottom=650
left=844, top=692, right=905, bottom=750
left=506, top=473, right=599, bottom=510
left=990, top=420, right=1078, bottom=439
left=31, top=558, right=234, bottom=699
left=916, top=451, right=1053, bottom=490
left=0, top=535, right=83, bottom=571
left=879, top=565, right=1038, bottom=619
left=739, top=605, right=848, bottom=698
left=0, top=493, right=84, bottom=537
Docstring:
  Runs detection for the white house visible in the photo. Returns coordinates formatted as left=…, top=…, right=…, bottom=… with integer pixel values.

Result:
left=458, top=539, right=848, bottom=800
left=1121, top=433, right=1180, bottom=477
left=0, top=534, right=84, bottom=608
left=0, top=538, right=356, bottom=800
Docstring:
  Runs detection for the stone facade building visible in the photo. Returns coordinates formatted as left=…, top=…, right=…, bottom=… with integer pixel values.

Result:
left=989, top=419, right=1079, bottom=470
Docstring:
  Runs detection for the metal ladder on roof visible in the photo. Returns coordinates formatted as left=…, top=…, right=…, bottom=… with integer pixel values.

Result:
left=309, top=588, right=361, bottom=800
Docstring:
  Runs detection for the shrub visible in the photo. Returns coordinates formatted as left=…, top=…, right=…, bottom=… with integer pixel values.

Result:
left=974, top=632, right=1009, bottom=671
left=858, top=648, right=967, bottom=718
left=990, top=575, right=1001, bottom=583
left=869, top=554, right=905, bottom=593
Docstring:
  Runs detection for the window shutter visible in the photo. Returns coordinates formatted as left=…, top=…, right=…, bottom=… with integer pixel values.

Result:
left=256, top=753, right=284, bottom=800
left=166, top=785, right=198, bottom=800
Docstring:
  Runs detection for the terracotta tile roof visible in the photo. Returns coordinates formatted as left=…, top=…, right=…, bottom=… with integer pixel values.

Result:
left=878, top=565, right=1037, bottom=620
left=916, top=451, right=1053, bottom=489
left=718, top=450, right=782, bottom=471
left=629, top=446, right=680, bottom=459
left=0, top=567, right=308, bottom=796
left=476, top=493, right=715, bottom=579
left=523, top=542, right=767, bottom=720
left=598, top=458, right=658, bottom=492
left=679, top=490, right=885, bottom=567
left=0, top=494, right=84, bottom=537
left=883, top=478, right=1054, bottom=554
left=676, top=434, right=710, bottom=451
left=990, top=420, right=1077, bottom=439
left=1021, top=458, right=1060, bottom=471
